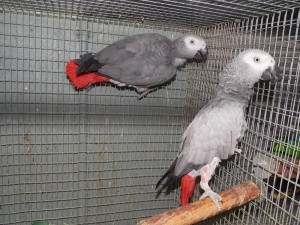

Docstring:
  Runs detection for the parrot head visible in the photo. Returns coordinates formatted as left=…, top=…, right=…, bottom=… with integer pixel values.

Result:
left=238, top=49, right=282, bottom=85
left=220, top=49, right=282, bottom=89
left=174, top=34, right=208, bottom=63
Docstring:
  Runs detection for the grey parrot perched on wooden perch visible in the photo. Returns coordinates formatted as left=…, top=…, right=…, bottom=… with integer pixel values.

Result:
left=156, top=49, right=281, bottom=209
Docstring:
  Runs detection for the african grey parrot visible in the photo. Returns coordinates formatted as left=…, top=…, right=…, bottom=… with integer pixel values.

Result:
left=156, top=49, right=281, bottom=209
left=66, top=33, right=208, bottom=98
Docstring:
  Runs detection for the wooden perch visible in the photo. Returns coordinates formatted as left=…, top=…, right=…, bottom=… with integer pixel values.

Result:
left=138, top=181, right=260, bottom=225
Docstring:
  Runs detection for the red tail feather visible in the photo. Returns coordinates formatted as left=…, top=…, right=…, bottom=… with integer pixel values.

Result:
left=65, top=59, right=110, bottom=90
left=180, top=174, right=197, bottom=206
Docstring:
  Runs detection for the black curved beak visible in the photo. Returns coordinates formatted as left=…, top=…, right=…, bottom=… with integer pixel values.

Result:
left=261, top=64, right=282, bottom=83
left=193, top=47, right=208, bottom=63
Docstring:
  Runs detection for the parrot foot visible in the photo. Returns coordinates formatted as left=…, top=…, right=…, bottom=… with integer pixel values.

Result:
left=137, top=87, right=158, bottom=99
left=199, top=190, right=222, bottom=210
left=235, top=148, right=242, bottom=154
left=199, top=157, right=222, bottom=211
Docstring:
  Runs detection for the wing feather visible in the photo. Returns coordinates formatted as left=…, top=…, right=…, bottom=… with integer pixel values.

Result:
left=93, top=33, right=175, bottom=87
left=174, top=99, right=245, bottom=177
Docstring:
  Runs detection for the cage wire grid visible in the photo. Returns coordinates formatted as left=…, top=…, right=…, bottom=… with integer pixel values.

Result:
left=0, top=9, right=192, bottom=224
left=188, top=8, right=300, bottom=225
left=0, top=0, right=300, bottom=225
left=0, top=0, right=299, bottom=29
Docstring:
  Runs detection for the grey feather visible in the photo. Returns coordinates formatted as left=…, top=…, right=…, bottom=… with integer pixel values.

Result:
left=95, top=33, right=175, bottom=87
left=157, top=49, right=281, bottom=188
left=76, top=33, right=207, bottom=92
left=174, top=98, right=246, bottom=177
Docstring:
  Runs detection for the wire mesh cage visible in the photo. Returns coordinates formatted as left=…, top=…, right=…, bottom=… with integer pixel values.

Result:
left=0, top=1, right=299, bottom=225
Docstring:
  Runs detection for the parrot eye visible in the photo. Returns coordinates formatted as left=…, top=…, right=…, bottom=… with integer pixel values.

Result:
left=254, top=57, right=260, bottom=63
left=190, top=40, right=195, bottom=44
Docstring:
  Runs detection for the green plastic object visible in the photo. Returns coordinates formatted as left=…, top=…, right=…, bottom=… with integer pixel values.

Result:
left=32, top=222, right=51, bottom=225
left=273, top=130, right=300, bottom=159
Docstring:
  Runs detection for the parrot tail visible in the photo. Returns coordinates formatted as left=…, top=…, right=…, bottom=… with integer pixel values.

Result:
left=65, top=59, right=110, bottom=90
left=180, top=174, right=197, bottom=206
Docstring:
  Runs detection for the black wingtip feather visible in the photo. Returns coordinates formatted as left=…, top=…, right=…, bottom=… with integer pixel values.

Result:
left=155, top=158, right=178, bottom=191
left=75, top=53, right=103, bottom=75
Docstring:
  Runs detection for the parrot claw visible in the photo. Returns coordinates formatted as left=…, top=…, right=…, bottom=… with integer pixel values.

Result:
left=235, top=148, right=242, bottom=154
left=137, top=87, right=158, bottom=99
left=199, top=190, right=222, bottom=210
left=137, top=92, right=149, bottom=100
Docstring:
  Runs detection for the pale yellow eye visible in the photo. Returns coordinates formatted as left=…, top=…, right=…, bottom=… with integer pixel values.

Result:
left=254, top=57, right=260, bottom=63
left=190, top=40, right=195, bottom=44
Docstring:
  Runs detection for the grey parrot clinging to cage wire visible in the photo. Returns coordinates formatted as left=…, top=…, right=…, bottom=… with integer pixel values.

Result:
left=156, top=49, right=282, bottom=209
left=66, top=33, right=208, bottom=98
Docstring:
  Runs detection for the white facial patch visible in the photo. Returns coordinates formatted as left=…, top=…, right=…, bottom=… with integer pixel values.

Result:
left=241, top=50, right=276, bottom=80
left=184, top=36, right=206, bottom=52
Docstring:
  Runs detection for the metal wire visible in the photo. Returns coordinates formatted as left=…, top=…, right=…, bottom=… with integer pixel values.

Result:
left=0, top=1, right=299, bottom=225
left=0, top=8, right=190, bottom=225
left=0, top=0, right=299, bottom=30
left=188, top=7, right=300, bottom=225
